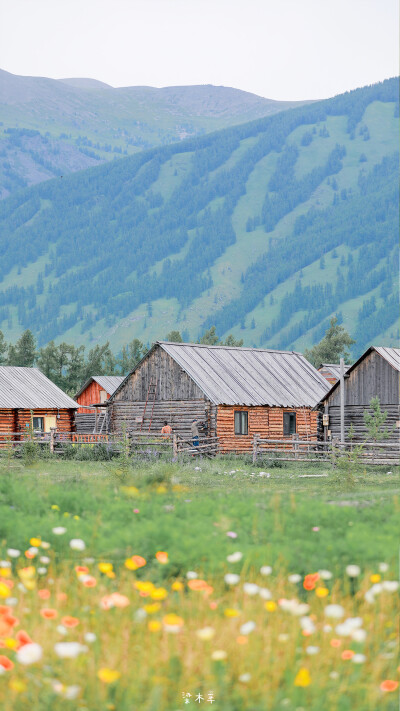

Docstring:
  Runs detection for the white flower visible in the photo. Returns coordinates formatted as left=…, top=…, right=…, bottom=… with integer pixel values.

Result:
left=352, top=628, right=367, bottom=643
left=299, top=616, right=316, bottom=634
left=352, top=654, right=366, bottom=664
left=324, top=604, right=345, bottom=619
left=379, top=562, right=389, bottom=573
left=27, top=547, right=38, bottom=556
left=278, top=633, right=289, bottom=642
left=54, top=642, right=88, bottom=659
left=196, top=626, right=215, bottom=641
left=0, top=561, right=11, bottom=568
left=323, top=624, right=332, bottom=633
left=306, top=646, right=320, bottom=655
left=238, top=673, right=251, bottom=683
left=16, top=643, right=43, bottom=665
left=364, top=590, right=375, bottom=604
left=7, top=548, right=20, bottom=558
left=226, top=552, right=243, bottom=563
left=194, top=467, right=201, bottom=471
left=39, top=556, right=50, bottom=564
left=84, top=632, right=97, bottom=643
left=260, top=565, right=272, bottom=576
left=243, top=583, right=259, bottom=596
left=64, top=685, right=81, bottom=700
left=83, top=557, right=95, bottom=564
left=40, top=541, right=51, bottom=549
left=330, top=671, right=339, bottom=680
left=224, top=573, right=240, bottom=586
left=37, top=567, right=47, bottom=575
left=288, top=574, right=301, bottom=584
left=239, top=621, right=256, bottom=635
left=258, top=587, right=272, bottom=600
left=56, top=625, right=67, bottom=636
left=211, top=650, right=227, bottom=661
left=52, top=527, right=66, bottom=535
left=69, top=539, right=86, bottom=551
left=279, top=599, right=309, bottom=616
left=258, top=472, right=271, bottom=478
left=5, top=597, right=18, bottom=607
left=318, top=569, right=333, bottom=580
left=134, top=608, right=147, bottom=621
left=346, top=565, right=361, bottom=577
left=186, top=571, right=198, bottom=580
left=370, top=583, right=383, bottom=595
left=382, top=580, right=399, bottom=592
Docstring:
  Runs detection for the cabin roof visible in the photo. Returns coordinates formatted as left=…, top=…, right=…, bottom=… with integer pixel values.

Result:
left=111, top=341, right=330, bottom=407
left=0, top=367, right=78, bottom=409
left=318, top=363, right=351, bottom=380
left=75, top=375, right=125, bottom=399
left=317, top=346, right=400, bottom=405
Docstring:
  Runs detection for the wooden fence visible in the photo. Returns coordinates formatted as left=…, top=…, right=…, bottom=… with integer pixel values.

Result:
left=252, top=434, right=399, bottom=466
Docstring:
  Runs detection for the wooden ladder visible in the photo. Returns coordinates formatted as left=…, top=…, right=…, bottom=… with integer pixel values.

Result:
left=140, top=380, right=157, bottom=432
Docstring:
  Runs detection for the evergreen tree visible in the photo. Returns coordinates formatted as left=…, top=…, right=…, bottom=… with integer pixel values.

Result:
left=223, top=334, right=244, bottom=347
left=8, top=329, right=36, bottom=367
left=304, top=317, right=355, bottom=367
left=165, top=331, right=183, bottom=343
left=0, top=331, right=7, bottom=365
left=200, top=326, right=219, bottom=345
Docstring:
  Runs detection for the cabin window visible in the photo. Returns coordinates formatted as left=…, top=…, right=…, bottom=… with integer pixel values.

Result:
left=234, top=411, right=248, bottom=435
left=100, top=389, right=108, bottom=404
left=32, top=417, right=44, bottom=432
left=283, top=412, right=296, bottom=436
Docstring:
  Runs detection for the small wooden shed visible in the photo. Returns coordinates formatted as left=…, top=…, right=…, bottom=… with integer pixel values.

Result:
left=75, top=375, right=125, bottom=434
left=0, top=366, right=78, bottom=440
left=317, top=346, right=400, bottom=441
left=318, top=363, right=350, bottom=386
left=108, top=342, right=330, bottom=453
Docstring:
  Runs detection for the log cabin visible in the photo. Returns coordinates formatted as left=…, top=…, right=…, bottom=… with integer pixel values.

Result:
left=0, top=366, right=78, bottom=442
left=75, top=376, right=124, bottom=433
left=316, top=346, right=400, bottom=442
left=318, top=363, right=350, bottom=386
left=108, top=342, right=330, bottom=453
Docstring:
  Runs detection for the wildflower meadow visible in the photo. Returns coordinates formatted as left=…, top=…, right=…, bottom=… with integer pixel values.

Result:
left=0, top=457, right=398, bottom=710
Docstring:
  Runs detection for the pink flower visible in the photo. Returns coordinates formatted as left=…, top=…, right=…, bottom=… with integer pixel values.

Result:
left=226, top=532, right=237, bottom=539
left=133, top=509, right=140, bottom=514
left=312, top=527, right=320, bottom=532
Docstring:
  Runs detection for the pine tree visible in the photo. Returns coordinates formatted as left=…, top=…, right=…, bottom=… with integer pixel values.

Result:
left=8, top=330, right=37, bottom=367
left=304, top=317, right=355, bottom=367
left=0, top=331, right=7, bottom=365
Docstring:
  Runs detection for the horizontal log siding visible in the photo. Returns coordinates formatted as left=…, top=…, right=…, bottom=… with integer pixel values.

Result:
left=217, top=406, right=318, bottom=453
left=327, top=351, right=399, bottom=407
left=323, top=403, right=400, bottom=442
left=110, top=399, right=212, bottom=438
left=16, top=409, right=75, bottom=436
left=77, top=381, right=108, bottom=414
left=0, top=409, right=16, bottom=433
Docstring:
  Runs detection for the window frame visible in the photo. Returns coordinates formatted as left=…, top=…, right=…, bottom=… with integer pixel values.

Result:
left=234, top=410, right=248, bottom=436
left=32, top=416, right=44, bottom=432
left=283, top=411, right=297, bottom=437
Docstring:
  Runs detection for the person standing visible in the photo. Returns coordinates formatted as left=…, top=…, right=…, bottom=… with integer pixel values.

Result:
left=191, top=418, right=200, bottom=447
left=161, top=421, right=172, bottom=438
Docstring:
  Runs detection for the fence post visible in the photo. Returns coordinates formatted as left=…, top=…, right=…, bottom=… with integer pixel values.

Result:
left=292, top=433, right=299, bottom=459
left=50, top=427, right=56, bottom=454
left=172, top=434, right=178, bottom=460
left=252, top=434, right=259, bottom=464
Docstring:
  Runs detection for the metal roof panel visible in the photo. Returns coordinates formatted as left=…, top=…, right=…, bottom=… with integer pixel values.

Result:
left=0, top=367, right=78, bottom=409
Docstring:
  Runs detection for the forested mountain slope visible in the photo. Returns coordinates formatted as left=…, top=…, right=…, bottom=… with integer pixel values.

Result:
left=0, top=69, right=304, bottom=197
left=0, top=78, right=398, bottom=358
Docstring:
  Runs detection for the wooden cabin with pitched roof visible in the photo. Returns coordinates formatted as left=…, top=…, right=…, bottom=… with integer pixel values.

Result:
left=108, top=342, right=330, bottom=453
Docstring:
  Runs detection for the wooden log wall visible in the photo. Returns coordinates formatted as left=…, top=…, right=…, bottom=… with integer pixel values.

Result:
left=15, top=409, right=75, bottom=437
left=327, top=350, right=399, bottom=407
left=217, top=406, right=318, bottom=453
left=75, top=413, right=97, bottom=433
left=109, top=399, right=213, bottom=438
left=77, top=381, right=108, bottom=414
left=323, top=403, right=400, bottom=442
left=0, top=409, right=16, bottom=433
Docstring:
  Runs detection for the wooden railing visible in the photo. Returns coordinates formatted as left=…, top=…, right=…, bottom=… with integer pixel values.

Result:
left=252, top=434, right=399, bottom=465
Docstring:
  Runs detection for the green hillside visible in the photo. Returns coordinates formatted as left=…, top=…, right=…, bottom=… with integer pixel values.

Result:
left=0, top=78, right=398, bottom=358
left=0, top=69, right=304, bottom=198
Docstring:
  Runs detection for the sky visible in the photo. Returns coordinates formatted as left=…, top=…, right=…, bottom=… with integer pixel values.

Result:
left=0, top=0, right=398, bottom=101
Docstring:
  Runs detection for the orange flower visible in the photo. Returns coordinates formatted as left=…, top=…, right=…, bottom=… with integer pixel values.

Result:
left=82, top=576, right=97, bottom=588
left=0, top=606, right=10, bottom=615
left=236, top=636, right=248, bottom=645
left=61, top=616, right=79, bottom=628
left=341, top=650, right=354, bottom=660
left=303, top=573, right=319, bottom=591
left=131, top=555, right=147, bottom=569
left=2, top=613, right=18, bottom=628
left=209, top=601, right=218, bottom=610
left=40, top=608, right=58, bottom=620
left=38, top=589, right=51, bottom=600
left=57, top=593, right=68, bottom=602
left=15, top=630, right=32, bottom=648
left=25, top=550, right=36, bottom=559
left=75, top=566, right=89, bottom=574
left=380, top=680, right=398, bottom=693
left=188, top=579, right=208, bottom=591
left=155, top=551, right=168, bottom=564
left=330, top=639, right=341, bottom=648
left=0, top=655, right=14, bottom=671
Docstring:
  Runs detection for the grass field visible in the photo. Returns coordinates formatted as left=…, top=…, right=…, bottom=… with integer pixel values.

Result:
left=0, top=456, right=398, bottom=710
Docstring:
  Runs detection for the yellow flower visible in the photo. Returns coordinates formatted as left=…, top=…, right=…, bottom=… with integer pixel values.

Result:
left=73, top=515, right=80, bottom=521
left=106, top=571, right=116, bottom=579
left=0, top=568, right=11, bottom=578
left=370, top=574, right=381, bottom=583
left=18, top=566, right=36, bottom=581
left=121, top=486, right=139, bottom=497
left=125, top=555, right=147, bottom=571
left=294, top=668, right=311, bottom=687
left=30, top=537, right=41, bottom=547
left=224, top=608, right=240, bottom=618
left=8, top=679, right=26, bottom=693
left=5, top=638, right=18, bottom=649
left=144, top=602, right=161, bottom=614
left=265, top=601, right=277, bottom=612
left=315, top=587, right=329, bottom=598
left=97, top=668, right=121, bottom=684
left=51, top=505, right=60, bottom=511
left=156, top=485, right=167, bottom=494
left=163, top=613, right=184, bottom=627
left=134, top=581, right=155, bottom=593
left=98, top=562, right=113, bottom=574
left=150, top=587, right=168, bottom=601
left=63, top=512, right=70, bottom=517
left=171, top=581, right=184, bottom=591
left=148, top=620, right=162, bottom=632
